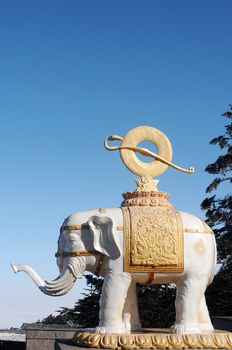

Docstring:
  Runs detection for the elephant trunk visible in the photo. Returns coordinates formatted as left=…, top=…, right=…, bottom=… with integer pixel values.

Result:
left=11, top=259, right=86, bottom=296
left=11, top=263, right=45, bottom=289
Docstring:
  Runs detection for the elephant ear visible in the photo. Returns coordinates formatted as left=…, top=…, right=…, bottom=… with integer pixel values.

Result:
left=87, top=216, right=121, bottom=260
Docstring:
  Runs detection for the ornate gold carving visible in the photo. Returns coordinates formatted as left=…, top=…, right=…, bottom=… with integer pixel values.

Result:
left=135, top=175, right=159, bottom=193
left=104, top=126, right=194, bottom=177
left=55, top=250, right=98, bottom=257
left=61, top=225, right=82, bottom=232
left=122, top=206, right=184, bottom=273
left=121, top=190, right=173, bottom=208
left=72, top=329, right=232, bottom=349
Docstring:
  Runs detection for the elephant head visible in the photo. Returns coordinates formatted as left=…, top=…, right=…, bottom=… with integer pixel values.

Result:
left=12, top=213, right=121, bottom=296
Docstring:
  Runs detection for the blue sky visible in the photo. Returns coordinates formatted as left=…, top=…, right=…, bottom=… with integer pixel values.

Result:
left=0, top=1, right=231, bottom=328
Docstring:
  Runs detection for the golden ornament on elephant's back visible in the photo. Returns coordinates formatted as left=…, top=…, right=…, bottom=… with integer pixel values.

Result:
left=105, top=125, right=194, bottom=178
left=122, top=206, right=184, bottom=273
left=105, top=125, right=194, bottom=274
left=119, top=125, right=173, bottom=177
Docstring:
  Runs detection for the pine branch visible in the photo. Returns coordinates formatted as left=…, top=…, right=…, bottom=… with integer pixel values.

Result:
left=222, top=104, right=232, bottom=119
left=205, top=153, right=232, bottom=175
left=206, top=177, right=232, bottom=193
left=209, top=136, right=230, bottom=148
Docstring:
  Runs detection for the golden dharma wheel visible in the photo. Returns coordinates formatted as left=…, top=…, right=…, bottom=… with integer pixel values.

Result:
left=120, top=126, right=173, bottom=177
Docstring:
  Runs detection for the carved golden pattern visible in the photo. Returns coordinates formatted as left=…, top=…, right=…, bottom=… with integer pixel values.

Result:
left=72, top=329, right=232, bottom=349
left=122, top=206, right=184, bottom=273
left=121, top=190, right=173, bottom=208
left=61, top=225, right=82, bottom=232
left=55, top=251, right=97, bottom=257
left=135, top=176, right=159, bottom=193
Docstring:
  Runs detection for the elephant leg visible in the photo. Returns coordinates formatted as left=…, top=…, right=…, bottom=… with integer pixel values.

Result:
left=96, top=271, right=132, bottom=334
left=122, top=281, right=142, bottom=332
left=198, top=295, right=214, bottom=331
left=171, top=277, right=208, bottom=333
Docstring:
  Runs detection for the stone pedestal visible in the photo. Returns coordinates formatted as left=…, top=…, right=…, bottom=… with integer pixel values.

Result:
left=25, top=327, right=75, bottom=350
left=25, top=327, right=232, bottom=349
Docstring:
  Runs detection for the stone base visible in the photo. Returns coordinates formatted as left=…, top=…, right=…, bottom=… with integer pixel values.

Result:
left=71, top=329, right=232, bottom=349
left=25, top=327, right=76, bottom=350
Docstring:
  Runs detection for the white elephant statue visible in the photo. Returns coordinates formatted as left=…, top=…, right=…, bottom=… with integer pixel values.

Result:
left=12, top=207, right=216, bottom=334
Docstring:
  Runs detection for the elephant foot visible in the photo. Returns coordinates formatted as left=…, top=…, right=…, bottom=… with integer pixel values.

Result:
left=170, top=322, right=201, bottom=334
left=95, top=325, right=127, bottom=334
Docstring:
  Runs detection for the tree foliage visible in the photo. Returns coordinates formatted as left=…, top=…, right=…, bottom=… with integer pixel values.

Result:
left=137, top=284, right=175, bottom=328
left=201, top=105, right=232, bottom=316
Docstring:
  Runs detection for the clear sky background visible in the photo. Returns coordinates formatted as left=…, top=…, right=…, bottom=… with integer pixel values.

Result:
left=0, top=1, right=231, bottom=329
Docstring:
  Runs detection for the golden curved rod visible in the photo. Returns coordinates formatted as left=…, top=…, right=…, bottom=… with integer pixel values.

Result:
left=104, top=135, right=194, bottom=174
left=104, top=135, right=124, bottom=150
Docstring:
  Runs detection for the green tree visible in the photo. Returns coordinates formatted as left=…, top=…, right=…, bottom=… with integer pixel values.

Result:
left=137, top=284, right=175, bottom=328
left=201, top=105, right=232, bottom=316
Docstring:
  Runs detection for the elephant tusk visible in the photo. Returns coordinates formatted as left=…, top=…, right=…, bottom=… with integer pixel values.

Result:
left=45, top=269, right=72, bottom=285
left=44, top=284, right=73, bottom=295
left=45, top=278, right=74, bottom=291
left=45, top=282, right=75, bottom=296
left=43, top=275, right=76, bottom=296
left=45, top=270, right=75, bottom=288
left=45, top=276, right=75, bottom=292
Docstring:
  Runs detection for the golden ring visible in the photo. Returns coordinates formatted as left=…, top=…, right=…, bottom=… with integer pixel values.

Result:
left=120, top=126, right=173, bottom=177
